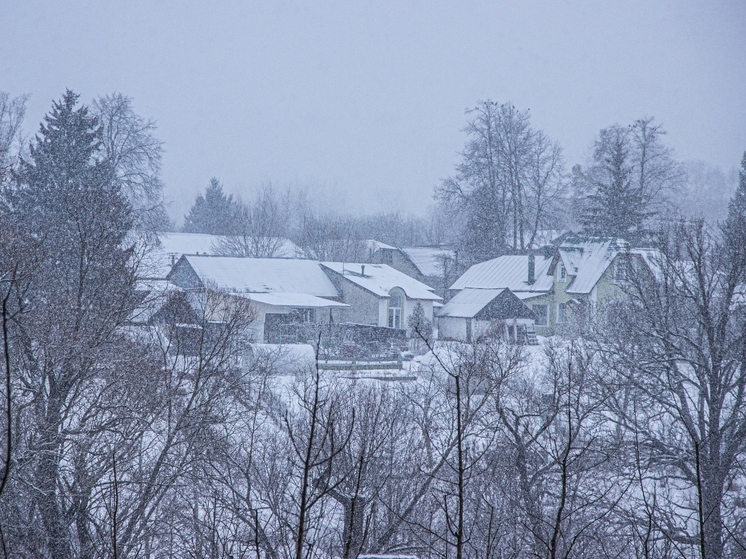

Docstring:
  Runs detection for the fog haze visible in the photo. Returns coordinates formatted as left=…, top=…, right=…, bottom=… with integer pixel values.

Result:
left=2, top=0, right=744, bottom=221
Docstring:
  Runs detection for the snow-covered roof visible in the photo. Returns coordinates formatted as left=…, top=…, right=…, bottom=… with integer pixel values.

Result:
left=437, top=288, right=507, bottom=318
left=401, top=247, right=456, bottom=277
left=321, top=262, right=441, bottom=300
left=450, top=254, right=554, bottom=294
left=130, top=280, right=183, bottom=323
left=235, top=292, right=348, bottom=308
left=556, top=237, right=629, bottom=294
left=175, top=256, right=341, bottom=298
left=140, top=232, right=306, bottom=279
left=365, top=239, right=396, bottom=252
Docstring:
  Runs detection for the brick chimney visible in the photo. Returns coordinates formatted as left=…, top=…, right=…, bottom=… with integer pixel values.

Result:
left=528, top=253, right=535, bottom=285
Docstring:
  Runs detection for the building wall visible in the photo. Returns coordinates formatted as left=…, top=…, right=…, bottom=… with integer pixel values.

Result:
left=439, top=317, right=534, bottom=342
left=554, top=255, right=630, bottom=333
left=332, top=277, right=383, bottom=326
left=522, top=293, right=554, bottom=336
left=551, top=265, right=577, bottom=334
left=377, top=298, right=387, bottom=327
left=474, top=318, right=534, bottom=342
left=439, top=317, right=467, bottom=340
left=593, top=257, right=628, bottom=305
left=324, top=268, right=436, bottom=333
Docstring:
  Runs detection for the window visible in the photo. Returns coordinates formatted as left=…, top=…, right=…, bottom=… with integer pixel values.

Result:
left=388, top=289, right=404, bottom=329
left=532, top=304, right=548, bottom=326
left=557, top=302, right=567, bottom=324
left=559, top=264, right=567, bottom=282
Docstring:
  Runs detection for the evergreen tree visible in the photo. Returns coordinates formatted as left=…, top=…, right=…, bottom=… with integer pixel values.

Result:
left=408, top=301, right=432, bottom=345
left=2, top=90, right=137, bottom=558
left=182, top=177, right=239, bottom=234
left=575, top=118, right=680, bottom=242
left=721, top=152, right=746, bottom=279
left=578, top=126, right=647, bottom=239
left=11, top=89, right=133, bottom=270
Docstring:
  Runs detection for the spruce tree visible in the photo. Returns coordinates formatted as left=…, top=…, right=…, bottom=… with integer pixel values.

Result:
left=3, top=90, right=137, bottom=559
left=578, top=126, right=647, bottom=239
left=12, top=89, right=133, bottom=280
left=721, top=152, right=746, bottom=278
left=182, top=177, right=239, bottom=234
left=576, top=118, right=679, bottom=242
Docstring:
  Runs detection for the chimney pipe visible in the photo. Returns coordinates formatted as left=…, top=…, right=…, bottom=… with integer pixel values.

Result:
left=528, top=253, right=535, bottom=285
left=361, top=265, right=366, bottom=277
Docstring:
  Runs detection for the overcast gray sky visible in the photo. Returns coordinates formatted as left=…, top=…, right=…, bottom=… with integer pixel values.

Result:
left=2, top=1, right=745, bottom=222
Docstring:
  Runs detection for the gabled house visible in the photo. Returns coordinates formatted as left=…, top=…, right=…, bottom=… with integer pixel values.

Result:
left=320, top=262, right=441, bottom=332
left=546, top=237, right=655, bottom=331
left=167, top=255, right=348, bottom=341
left=437, top=287, right=537, bottom=343
left=165, top=256, right=442, bottom=344
left=448, top=237, right=656, bottom=335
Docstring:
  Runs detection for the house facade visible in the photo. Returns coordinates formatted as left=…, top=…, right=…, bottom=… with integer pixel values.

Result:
left=167, top=255, right=348, bottom=341
left=449, top=251, right=555, bottom=334
left=448, top=237, right=655, bottom=335
left=320, top=262, right=441, bottom=332
left=166, top=256, right=441, bottom=343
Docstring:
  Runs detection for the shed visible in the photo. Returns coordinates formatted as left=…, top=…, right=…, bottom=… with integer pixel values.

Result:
left=437, top=287, right=536, bottom=343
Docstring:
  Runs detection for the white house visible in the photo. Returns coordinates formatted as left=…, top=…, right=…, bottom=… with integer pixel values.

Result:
left=369, top=243, right=457, bottom=297
left=320, top=262, right=441, bottom=331
left=165, top=256, right=441, bottom=343
left=167, top=255, right=348, bottom=341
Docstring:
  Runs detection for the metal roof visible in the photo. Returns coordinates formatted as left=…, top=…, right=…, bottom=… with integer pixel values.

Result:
left=437, top=288, right=507, bottom=318
left=237, top=292, right=349, bottom=308
left=400, top=247, right=456, bottom=277
left=450, top=254, right=554, bottom=293
left=557, top=238, right=627, bottom=294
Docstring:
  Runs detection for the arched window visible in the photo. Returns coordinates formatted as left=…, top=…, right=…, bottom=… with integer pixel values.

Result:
left=388, top=288, right=404, bottom=329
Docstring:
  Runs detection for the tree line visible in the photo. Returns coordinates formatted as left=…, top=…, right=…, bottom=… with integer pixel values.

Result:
left=0, top=90, right=745, bottom=558
left=178, top=99, right=734, bottom=269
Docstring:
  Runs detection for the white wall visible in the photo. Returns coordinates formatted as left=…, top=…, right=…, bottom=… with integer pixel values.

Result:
left=438, top=317, right=467, bottom=341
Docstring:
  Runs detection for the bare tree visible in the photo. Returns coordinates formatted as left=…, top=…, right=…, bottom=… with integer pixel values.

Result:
left=493, top=341, right=630, bottom=559
left=594, top=217, right=746, bottom=559
left=436, top=101, right=565, bottom=263
left=93, top=93, right=168, bottom=230
left=0, top=92, right=27, bottom=187
left=298, top=213, right=368, bottom=262
left=216, top=182, right=293, bottom=257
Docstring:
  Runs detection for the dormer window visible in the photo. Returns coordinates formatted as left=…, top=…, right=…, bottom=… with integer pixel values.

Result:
left=559, top=264, right=567, bottom=282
